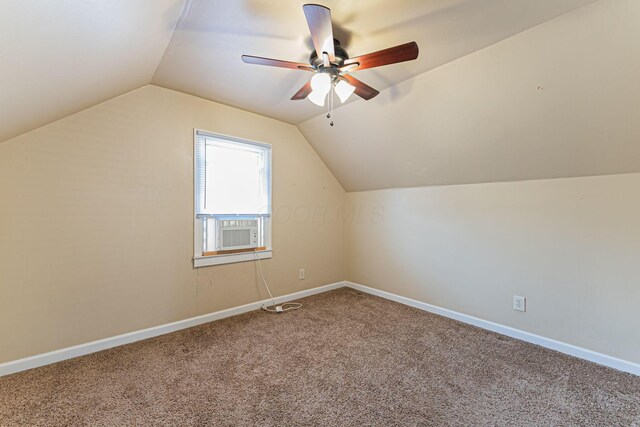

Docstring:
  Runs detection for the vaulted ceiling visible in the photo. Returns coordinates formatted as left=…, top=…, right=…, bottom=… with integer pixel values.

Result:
left=152, top=0, right=597, bottom=124
left=299, top=0, right=640, bottom=191
left=0, top=0, right=184, bottom=143
left=2, top=0, right=597, bottom=144
left=4, top=0, right=638, bottom=192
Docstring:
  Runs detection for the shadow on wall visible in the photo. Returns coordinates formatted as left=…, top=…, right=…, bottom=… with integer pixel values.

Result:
left=366, top=69, right=417, bottom=103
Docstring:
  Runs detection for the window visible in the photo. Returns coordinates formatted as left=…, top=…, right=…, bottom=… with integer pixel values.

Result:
left=193, top=130, right=272, bottom=267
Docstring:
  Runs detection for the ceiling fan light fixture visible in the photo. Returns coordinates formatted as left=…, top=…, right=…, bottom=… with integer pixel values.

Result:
left=307, top=88, right=327, bottom=106
left=334, top=79, right=356, bottom=103
left=310, top=72, right=332, bottom=96
left=242, top=4, right=419, bottom=122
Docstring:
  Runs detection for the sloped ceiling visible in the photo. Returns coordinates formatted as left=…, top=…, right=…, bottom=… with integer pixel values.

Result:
left=0, top=0, right=186, bottom=143
left=298, top=0, right=640, bottom=191
left=1, top=0, right=597, bottom=144
left=152, top=0, right=597, bottom=125
left=4, top=0, right=635, bottom=192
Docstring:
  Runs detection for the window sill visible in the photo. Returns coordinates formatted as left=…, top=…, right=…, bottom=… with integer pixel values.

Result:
left=193, top=249, right=272, bottom=268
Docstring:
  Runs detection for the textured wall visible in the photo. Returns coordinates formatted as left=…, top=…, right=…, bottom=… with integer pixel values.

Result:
left=0, top=85, right=345, bottom=363
left=346, top=173, right=640, bottom=363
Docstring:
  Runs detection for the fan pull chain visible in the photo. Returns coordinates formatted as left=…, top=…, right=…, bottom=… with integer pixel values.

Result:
left=326, top=85, right=334, bottom=126
left=326, top=90, right=330, bottom=119
left=330, top=89, right=334, bottom=126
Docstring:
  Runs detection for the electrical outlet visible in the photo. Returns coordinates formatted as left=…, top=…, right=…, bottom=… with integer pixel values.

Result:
left=513, top=295, right=526, bottom=312
left=299, top=268, right=305, bottom=280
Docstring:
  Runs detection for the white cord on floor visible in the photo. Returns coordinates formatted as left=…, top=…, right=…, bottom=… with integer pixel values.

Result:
left=254, top=249, right=302, bottom=314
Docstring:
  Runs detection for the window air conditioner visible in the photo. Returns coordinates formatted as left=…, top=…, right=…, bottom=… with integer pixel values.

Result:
left=217, top=219, right=259, bottom=251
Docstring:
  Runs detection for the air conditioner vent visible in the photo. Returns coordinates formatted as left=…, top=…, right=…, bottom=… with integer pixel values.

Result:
left=217, top=219, right=259, bottom=250
left=222, top=229, right=251, bottom=248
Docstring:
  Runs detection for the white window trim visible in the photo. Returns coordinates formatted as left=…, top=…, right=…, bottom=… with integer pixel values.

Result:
left=193, top=249, right=272, bottom=268
left=192, top=129, right=272, bottom=268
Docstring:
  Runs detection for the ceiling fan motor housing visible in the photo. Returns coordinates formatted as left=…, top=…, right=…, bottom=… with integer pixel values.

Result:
left=309, top=39, right=349, bottom=68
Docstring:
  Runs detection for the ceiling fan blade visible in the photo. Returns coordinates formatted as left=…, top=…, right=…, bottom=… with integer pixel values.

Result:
left=342, top=75, right=379, bottom=100
left=342, top=41, right=419, bottom=71
left=242, top=55, right=312, bottom=71
left=291, top=81, right=313, bottom=100
left=303, top=4, right=335, bottom=62
left=338, top=63, right=359, bottom=74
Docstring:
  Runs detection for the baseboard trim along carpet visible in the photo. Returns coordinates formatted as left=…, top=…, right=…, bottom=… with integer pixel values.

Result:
left=344, top=282, right=640, bottom=377
left=0, top=281, right=347, bottom=377
left=2, top=280, right=638, bottom=377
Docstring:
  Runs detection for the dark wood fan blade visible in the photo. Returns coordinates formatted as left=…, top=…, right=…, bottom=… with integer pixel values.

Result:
left=342, top=75, right=380, bottom=100
left=342, top=41, right=419, bottom=71
left=303, top=4, right=335, bottom=62
left=242, top=55, right=312, bottom=70
left=291, top=81, right=313, bottom=100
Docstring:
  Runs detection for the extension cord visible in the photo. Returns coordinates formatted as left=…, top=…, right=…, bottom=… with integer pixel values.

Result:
left=261, top=303, right=299, bottom=314
left=254, top=250, right=302, bottom=315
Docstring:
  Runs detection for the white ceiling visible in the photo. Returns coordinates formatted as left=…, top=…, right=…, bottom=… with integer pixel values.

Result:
left=0, top=0, right=185, bottom=143
left=1, top=0, right=597, bottom=144
left=299, top=0, right=640, bottom=191
left=152, top=0, right=597, bottom=125
left=6, top=0, right=632, bottom=193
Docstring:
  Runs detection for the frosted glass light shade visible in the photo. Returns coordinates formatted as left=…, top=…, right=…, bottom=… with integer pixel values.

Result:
left=335, top=79, right=356, bottom=103
left=310, top=72, right=332, bottom=95
left=307, top=89, right=327, bottom=106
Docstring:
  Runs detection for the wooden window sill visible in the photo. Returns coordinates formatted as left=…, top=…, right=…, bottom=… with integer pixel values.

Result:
left=202, top=246, right=267, bottom=256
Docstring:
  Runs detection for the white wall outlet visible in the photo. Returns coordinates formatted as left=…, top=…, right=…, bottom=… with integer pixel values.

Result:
left=513, top=295, right=526, bottom=312
left=299, top=268, right=305, bottom=280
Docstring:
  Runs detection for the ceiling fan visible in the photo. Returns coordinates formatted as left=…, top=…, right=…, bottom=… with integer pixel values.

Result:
left=241, top=4, right=419, bottom=122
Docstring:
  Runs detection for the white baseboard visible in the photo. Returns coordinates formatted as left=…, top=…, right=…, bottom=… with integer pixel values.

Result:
left=3, top=280, right=638, bottom=378
left=0, top=281, right=347, bottom=377
left=345, top=282, right=640, bottom=377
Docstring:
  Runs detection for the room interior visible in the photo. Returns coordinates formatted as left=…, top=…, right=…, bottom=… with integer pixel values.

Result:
left=1, top=0, right=639, bottom=425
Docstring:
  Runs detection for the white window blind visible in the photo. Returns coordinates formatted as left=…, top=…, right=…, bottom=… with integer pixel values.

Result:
left=195, top=131, right=271, bottom=217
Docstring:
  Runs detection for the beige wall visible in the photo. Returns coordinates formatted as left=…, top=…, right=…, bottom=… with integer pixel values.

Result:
left=1, top=85, right=637, bottom=367
left=0, top=85, right=345, bottom=363
left=346, top=173, right=640, bottom=363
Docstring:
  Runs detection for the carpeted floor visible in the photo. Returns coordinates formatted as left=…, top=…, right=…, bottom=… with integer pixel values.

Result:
left=1, top=288, right=639, bottom=426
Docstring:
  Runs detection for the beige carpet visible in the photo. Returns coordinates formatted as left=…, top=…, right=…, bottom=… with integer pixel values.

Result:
left=1, top=288, right=638, bottom=426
